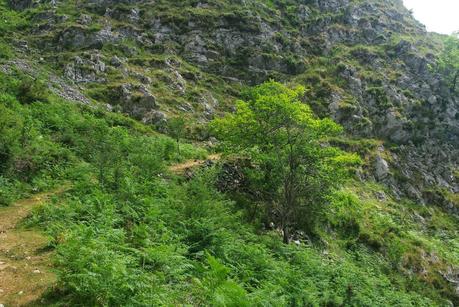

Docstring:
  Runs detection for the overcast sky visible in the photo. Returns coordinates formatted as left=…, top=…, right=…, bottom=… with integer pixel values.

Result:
left=403, top=0, right=459, bottom=35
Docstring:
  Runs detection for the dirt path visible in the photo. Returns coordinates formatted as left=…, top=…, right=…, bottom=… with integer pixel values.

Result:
left=169, top=154, right=221, bottom=173
left=0, top=188, right=66, bottom=306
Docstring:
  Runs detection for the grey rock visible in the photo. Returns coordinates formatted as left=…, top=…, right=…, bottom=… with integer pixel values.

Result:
left=374, top=191, right=387, bottom=201
left=170, top=70, right=186, bottom=94
left=200, top=93, right=219, bottom=119
left=131, top=71, right=151, bottom=84
left=375, top=156, right=390, bottom=180
left=8, top=0, right=33, bottom=10
left=138, top=90, right=157, bottom=110
left=110, top=56, right=123, bottom=67
left=108, top=84, right=159, bottom=119
left=143, top=111, right=168, bottom=132
left=64, top=55, right=106, bottom=83
left=297, top=5, right=311, bottom=21
left=177, top=102, right=194, bottom=113
left=77, top=14, right=92, bottom=26
left=1, top=59, right=91, bottom=104
left=394, top=40, right=415, bottom=55
left=59, top=26, right=119, bottom=50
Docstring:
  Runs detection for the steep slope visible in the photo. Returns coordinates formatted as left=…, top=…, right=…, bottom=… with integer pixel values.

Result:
left=2, top=0, right=458, bottom=209
left=0, top=189, right=65, bottom=306
left=0, top=0, right=459, bottom=305
left=0, top=69, right=458, bottom=306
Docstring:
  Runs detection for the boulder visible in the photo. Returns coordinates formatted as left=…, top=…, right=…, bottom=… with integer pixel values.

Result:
left=375, top=156, right=390, bottom=180
left=143, top=110, right=168, bottom=132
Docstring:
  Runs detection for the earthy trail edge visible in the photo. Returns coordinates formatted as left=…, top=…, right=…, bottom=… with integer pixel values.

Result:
left=0, top=154, right=218, bottom=306
left=169, top=154, right=221, bottom=173
left=0, top=187, right=67, bottom=307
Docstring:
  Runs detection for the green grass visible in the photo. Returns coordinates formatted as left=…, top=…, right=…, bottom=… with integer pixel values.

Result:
left=0, top=0, right=458, bottom=304
left=0, top=70, right=456, bottom=305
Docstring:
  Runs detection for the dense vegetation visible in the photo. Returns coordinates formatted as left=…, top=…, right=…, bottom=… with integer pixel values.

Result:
left=211, top=82, right=361, bottom=242
left=0, top=70, right=458, bottom=306
left=0, top=0, right=459, bottom=305
left=438, top=33, right=459, bottom=93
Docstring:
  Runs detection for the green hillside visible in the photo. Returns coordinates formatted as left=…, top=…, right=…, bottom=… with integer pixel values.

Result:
left=0, top=0, right=458, bottom=306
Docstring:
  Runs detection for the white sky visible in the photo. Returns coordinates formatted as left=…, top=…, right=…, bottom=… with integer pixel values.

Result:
left=403, top=0, right=459, bottom=35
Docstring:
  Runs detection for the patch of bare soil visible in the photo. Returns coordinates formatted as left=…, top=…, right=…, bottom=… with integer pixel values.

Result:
left=169, top=154, right=221, bottom=173
left=0, top=188, right=65, bottom=306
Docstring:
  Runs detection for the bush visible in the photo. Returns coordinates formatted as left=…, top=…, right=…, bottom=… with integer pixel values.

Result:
left=16, top=76, right=49, bottom=104
left=0, top=176, right=23, bottom=206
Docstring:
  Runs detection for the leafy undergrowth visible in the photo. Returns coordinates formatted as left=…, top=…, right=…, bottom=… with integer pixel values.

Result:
left=31, top=175, right=452, bottom=306
left=0, top=71, right=458, bottom=306
left=0, top=71, right=206, bottom=206
left=322, top=183, right=459, bottom=305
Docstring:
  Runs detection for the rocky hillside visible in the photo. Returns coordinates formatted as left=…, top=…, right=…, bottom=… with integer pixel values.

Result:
left=1, top=0, right=457, bottom=211
left=1, top=0, right=459, bottom=305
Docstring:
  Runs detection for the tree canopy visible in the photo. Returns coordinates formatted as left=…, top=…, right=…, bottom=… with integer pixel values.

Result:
left=211, top=81, right=361, bottom=242
left=439, top=33, right=459, bottom=93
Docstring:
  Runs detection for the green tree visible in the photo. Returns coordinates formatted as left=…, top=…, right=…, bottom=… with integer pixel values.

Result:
left=211, top=81, right=360, bottom=243
left=89, top=125, right=127, bottom=190
left=16, top=75, right=49, bottom=104
left=439, top=33, right=459, bottom=93
left=168, top=116, right=187, bottom=155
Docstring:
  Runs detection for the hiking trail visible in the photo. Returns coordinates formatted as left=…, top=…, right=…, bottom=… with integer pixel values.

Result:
left=0, top=187, right=66, bottom=306
left=169, top=154, right=221, bottom=173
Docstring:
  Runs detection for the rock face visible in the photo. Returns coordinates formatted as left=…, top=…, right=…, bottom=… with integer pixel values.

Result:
left=64, top=54, right=106, bottom=83
left=8, top=0, right=33, bottom=10
left=375, top=156, right=390, bottom=180
left=7, top=0, right=459, bottom=208
left=107, top=84, right=159, bottom=121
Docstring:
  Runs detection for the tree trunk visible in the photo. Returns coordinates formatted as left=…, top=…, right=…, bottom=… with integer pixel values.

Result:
left=249, top=202, right=259, bottom=222
left=282, top=126, right=296, bottom=245
left=283, top=225, right=290, bottom=244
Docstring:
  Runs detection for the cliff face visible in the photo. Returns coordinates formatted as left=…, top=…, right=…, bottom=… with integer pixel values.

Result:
left=4, top=0, right=459, bottom=208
